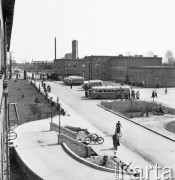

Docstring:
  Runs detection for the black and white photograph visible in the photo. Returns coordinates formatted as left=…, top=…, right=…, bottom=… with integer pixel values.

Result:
left=1, top=0, right=175, bottom=179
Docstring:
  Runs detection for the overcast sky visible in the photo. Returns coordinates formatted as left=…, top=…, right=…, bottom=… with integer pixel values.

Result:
left=10, top=0, right=175, bottom=63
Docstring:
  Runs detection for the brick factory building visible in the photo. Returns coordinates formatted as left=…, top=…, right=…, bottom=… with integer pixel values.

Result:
left=129, top=66, right=175, bottom=88
left=54, top=55, right=175, bottom=87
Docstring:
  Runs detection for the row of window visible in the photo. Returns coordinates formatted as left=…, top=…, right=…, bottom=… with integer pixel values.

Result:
left=111, top=70, right=143, bottom=79
left=111, top=70, right=125, bottom=78
left=111, top=59, right=129, bottom=67
left=129, top=71, right=143, bottom=79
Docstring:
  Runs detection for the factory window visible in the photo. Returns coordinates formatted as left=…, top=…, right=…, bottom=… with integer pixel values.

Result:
left=140, top=72, right=142, bottom=78
left=82, top=62, right=85, bottom=67
left=120, top=71, right=122, bottom=77
left=96, top=58, right=99, bottom=64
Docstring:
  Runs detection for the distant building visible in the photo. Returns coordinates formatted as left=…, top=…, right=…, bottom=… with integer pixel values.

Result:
left=129, top=66, right=175, bottom=88
left=32, top=61, right=53, bottom=73
left=110, top=55, right=162, bottom=83
left=72, top=40, right=78, bottom=59
left=53, top=54, right=175, bottom=87
left=64, top=53, right=72, bottom=59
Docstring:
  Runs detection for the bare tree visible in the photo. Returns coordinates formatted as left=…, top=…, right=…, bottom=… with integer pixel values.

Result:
left=146, top=50, right=154, bottom=57
left=164, top=50, right=174, bottom=65
left=125, top=51, right=131, bottom=56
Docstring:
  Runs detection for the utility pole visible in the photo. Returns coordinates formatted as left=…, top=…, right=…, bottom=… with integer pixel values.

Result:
left=55, top=37, right=57, bottom=60
left=9, top=52, right=12, bottom=79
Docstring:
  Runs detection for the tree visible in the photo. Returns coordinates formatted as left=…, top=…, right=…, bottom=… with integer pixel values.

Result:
left=164, top=50, right=174, bottom=65
left=125, top=51, right=131, bottom=56
left=146, top=50, right=154, bottom=57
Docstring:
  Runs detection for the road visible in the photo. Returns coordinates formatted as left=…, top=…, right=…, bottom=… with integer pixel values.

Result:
left=45, top=81, right=175, bottom=171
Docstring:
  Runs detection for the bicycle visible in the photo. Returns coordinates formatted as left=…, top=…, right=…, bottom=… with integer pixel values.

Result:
left=85, top=133, right=104, bottom=145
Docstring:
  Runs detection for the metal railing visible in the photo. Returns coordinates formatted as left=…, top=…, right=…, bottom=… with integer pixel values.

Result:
left=0, top=78, right=17, bottom=180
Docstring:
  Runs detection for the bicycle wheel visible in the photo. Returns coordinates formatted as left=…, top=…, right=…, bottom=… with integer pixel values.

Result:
left=97, top=137, right=104, bottom=144
left=85, top=137, right=92, bottom=145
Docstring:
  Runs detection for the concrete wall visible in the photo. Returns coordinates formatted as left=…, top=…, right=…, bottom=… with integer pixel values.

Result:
left=14, top=149, right=43, bottom=180
left=50, top=123, right=77, bottom=139
left=58, top=133, right=91, bottom=158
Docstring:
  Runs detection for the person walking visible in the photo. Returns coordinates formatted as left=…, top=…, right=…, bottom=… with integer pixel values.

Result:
left=154, top=90, right=157, bottom=98
left=136, top=90, right=140, bottom=99
left=70, top=81, right=73, bottom=89
left=151, top=90, right=155, bottom=98
left=112, top=132, right=120, bottom=150
left=165, top=88, right=167, bottom=94
left=116, top=121, right=122, bottom=134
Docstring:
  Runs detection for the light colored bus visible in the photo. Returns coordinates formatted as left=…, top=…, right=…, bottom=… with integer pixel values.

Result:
left=87, top=86, right=130, bottom=99
left=64, top=76, right=84, bottom=85
left=85, top=80, right=103, bottom=90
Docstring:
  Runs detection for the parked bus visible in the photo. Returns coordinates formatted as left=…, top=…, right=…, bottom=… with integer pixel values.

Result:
left=86, top=86, right=130, bottom=99
left=81, top=81, right=88, bottom=89
left=83, top=80, right=103, bottom=90
left=63, top=76, right=84, bottom=85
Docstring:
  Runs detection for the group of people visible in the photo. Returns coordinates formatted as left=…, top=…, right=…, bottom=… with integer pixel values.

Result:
left=121, top=89, right=140, bottom=101
left=131, top=90, right=140, bottom=99
left=152, top=88, right=168, bottom=98
left=151, top=90, right=158, bottom=98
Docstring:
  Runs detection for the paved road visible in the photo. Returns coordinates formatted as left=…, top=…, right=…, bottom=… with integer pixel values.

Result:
left=46, top=81, right=175, bottom=171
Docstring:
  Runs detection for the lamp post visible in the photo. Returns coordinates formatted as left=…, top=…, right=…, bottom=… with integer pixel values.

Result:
left=58, top=102, right=61, bottom=134
left=130, top=81, right=133, bottom=107
left=155, top=77, right=158, bottom=88
left=34, top=97, right=39, bottom=120
left=51, top=97, right=53, bottom=123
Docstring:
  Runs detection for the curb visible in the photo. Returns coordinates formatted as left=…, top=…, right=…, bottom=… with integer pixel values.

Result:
left=62, top=142, right=137, bottom=177
left=97, top=104, right=175, bottom=142
left=62, top=142, right=115, bottom=173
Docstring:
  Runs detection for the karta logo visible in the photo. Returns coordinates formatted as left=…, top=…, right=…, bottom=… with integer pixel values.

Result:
left=114, top=163, right=175, bottom=180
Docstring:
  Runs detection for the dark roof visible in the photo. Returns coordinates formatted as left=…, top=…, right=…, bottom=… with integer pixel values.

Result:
left=110, top=56, right=162, bottom=59
left=54, top=58, right=79, bottom=61
left=130, top=66, right=175, bottom=69
left=85, top=55, right=117, bottom=58
left=2, top=0, right=16, bottom=51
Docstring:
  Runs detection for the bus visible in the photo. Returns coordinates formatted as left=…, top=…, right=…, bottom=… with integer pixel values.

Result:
left=84, top=80, right=103, bottom=90
left=63, top=76, right=84, bottom=85
left=86, top=86, right=130, bottom=99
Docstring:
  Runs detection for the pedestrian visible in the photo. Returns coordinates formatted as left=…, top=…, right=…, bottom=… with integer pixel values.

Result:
left=116, top=121, right=122, bottom=134
left=70, top=82, right=73, bottom=89
left=165, top=88, right=167, bottom=94
left=112, top=132, right=120, bottom=150
left=154, top=90, right=157, bottom=98
left=128, top=91, right=131, bottom=100
left=132, top=90, right=135, bottom=99
left=136, top=90, right=140, bottom=99
left=125, top=93, right=128, bottom=101
left=151, top=90, right=155, bottom=98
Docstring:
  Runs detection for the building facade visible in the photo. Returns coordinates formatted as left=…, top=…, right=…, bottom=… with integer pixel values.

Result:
left=32, top=61, right=54, bottom=73
left=110, top=55, right=162, bottom=83
left=0, top=0, right=16, bottom=179
left=129, top=66, right=175, bottom=87
left=53, top=54, right=175, bottom=87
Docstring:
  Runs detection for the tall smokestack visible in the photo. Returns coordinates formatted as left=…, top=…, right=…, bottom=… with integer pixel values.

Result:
left=72, top=40, right=78, bottom=59
left=55, top=37, right=57, bottom=59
